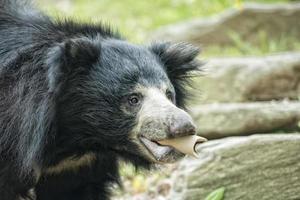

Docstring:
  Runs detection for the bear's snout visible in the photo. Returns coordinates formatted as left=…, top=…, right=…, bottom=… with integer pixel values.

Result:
left=136, top=87, right=197, bottom=141
left=168, top=109, right=196, bottom=138
left=136, top=96, right=196, bottom=163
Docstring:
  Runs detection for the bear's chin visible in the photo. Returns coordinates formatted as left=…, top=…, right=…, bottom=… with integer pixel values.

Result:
left=139, top=137, right=185, bottom=163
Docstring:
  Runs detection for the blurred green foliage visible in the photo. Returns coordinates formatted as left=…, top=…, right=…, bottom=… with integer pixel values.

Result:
left=39, top=0, right=299, bottom=57
left=41, top=0, right=241, bottom=41
left=205, top=187, right=226, bottom=200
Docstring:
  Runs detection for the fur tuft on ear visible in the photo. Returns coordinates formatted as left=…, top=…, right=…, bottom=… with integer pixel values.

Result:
left=64, top=39, right=100, bottom=66
left=47, top=38, right=100, bottom=73
left=46, top=38, right=100, bottom=91
left=150, top=42, right=203, bottom=108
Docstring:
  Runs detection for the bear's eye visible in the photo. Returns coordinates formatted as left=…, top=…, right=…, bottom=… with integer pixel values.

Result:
left=166, top=90, right=174, bottom=102
left=128, top=94, right=140, bottom=106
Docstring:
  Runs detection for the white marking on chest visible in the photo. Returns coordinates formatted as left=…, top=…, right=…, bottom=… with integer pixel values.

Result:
left=44, top=153, right=96, bottom=174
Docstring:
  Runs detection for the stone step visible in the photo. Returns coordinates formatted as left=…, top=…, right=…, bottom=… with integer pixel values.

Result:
left=190, top=101, right=300, bottom=139
left=192, top=52, right=300, bottom=103
left=167, top=134, right=300, bottom=200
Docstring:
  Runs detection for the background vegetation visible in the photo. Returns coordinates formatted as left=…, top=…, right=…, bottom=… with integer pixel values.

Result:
left=39, top=0, right=299, bottom=58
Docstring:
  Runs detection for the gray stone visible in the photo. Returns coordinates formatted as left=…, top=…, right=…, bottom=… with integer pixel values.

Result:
left=151, top=3, right=300, bottom=46
left=191, top=101, right=300, bottom=139
left=192, top=52, right=300, bottom=103
left=167, top=134, right=300, bottom=200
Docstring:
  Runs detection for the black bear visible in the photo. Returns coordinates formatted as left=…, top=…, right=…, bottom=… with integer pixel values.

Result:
left=0, top=0, right=202, bottom=199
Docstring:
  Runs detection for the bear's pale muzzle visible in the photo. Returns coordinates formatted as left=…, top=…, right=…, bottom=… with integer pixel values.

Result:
left=136, top=87, right=202, bottom=163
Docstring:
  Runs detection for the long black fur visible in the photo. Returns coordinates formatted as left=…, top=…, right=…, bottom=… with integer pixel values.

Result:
left=0, top=1, right=202, bottom=200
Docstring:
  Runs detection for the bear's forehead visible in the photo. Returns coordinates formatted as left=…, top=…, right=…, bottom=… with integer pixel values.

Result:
left=101, top=40, right=158, bottom=67
left=98, top=40, right=170, bottom=86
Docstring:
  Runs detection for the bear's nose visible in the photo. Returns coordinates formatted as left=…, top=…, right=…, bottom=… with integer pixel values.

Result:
left=168, top=112, right=196, bottom=138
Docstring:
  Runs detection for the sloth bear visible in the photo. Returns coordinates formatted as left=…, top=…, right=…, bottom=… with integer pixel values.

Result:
left=0, top=0, right=202, bottom=200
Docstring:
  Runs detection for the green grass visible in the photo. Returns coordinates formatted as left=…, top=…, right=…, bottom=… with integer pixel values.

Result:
left=38, top=0, right=299, bottom=56
left=205, top=187, right=226, bottom=200
left=41, top=0, right=235, bottom=42
left=39, top=1, right=287, bottom=39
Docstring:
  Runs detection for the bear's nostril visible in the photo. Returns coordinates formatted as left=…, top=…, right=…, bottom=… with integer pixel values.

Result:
left=168, top=116, right=196, bottom=138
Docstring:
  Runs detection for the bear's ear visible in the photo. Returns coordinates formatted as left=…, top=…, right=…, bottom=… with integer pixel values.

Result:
left=47, top=38, right=100, bottom=74
left=150, top=42, right=201, bottom=77
left=150, top=42, right=203, bottom=108
left=46, top=38, right=100, bottom=92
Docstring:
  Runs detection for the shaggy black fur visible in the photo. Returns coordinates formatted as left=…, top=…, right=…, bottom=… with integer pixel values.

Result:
left=0, top=0, right=202, bottom=200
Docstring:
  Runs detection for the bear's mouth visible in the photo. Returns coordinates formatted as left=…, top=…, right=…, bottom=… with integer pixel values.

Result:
left=139, top=137, right=185, bottom=163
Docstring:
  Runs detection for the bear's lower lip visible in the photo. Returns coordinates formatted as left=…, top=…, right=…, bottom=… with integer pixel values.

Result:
left=139, top=137, right=185, bottom=163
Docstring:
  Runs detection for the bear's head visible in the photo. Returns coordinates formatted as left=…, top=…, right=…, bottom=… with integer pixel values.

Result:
left=48, top=38, right=202, bottom=166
